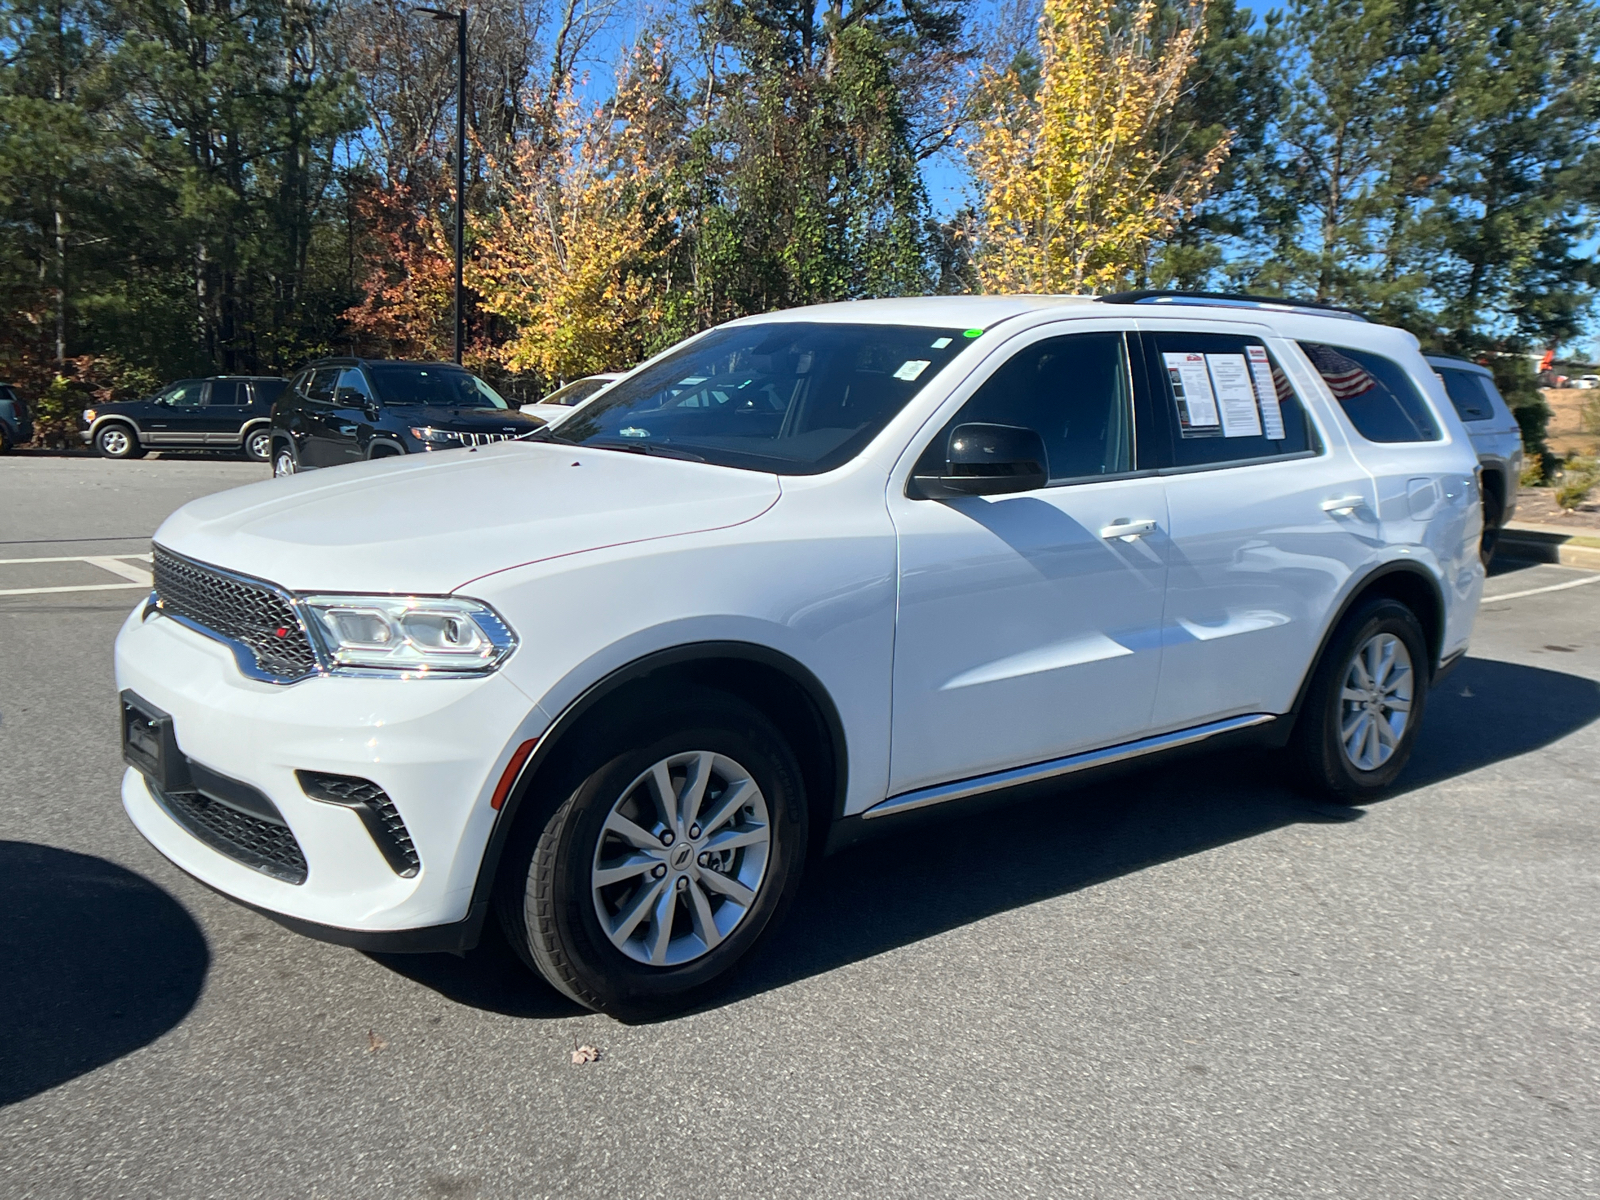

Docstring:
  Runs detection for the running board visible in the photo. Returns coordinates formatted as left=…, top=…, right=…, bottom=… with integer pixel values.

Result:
left=863, top=713, right=1276, bottom=820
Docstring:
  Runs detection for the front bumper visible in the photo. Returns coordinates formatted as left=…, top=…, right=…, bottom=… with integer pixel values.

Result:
left=115, top=600, right=547, bottom=935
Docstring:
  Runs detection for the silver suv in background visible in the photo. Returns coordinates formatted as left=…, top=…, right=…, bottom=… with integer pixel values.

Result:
left=1426, top=355, right=1524, bottom=563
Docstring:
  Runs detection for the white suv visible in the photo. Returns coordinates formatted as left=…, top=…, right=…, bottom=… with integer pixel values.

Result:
left=115, top=293, right=1484, bottom=1015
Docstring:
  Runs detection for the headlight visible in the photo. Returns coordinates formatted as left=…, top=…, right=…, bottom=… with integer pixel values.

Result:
left=301, top=595, right=516, bottom=674
left=82, top=409, right=97, bottom=423
left=409, top=426, right=466, bottom=446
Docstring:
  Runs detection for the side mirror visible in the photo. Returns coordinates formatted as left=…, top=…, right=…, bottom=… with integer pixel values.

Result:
left=911, top=423, right=1049, bottom=499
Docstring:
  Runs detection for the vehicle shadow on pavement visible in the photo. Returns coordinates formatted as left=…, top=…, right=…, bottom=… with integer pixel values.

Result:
left=0, top=841, right=209, bottom=1106
left=371, top=656, right=1599, bottom=1022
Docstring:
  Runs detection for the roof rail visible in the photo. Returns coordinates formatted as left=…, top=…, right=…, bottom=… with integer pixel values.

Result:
left=1096, top=290, right=1367, bottom=321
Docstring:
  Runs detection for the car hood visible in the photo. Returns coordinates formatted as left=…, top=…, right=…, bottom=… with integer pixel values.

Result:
left=153, top=441, right=782, bottom=594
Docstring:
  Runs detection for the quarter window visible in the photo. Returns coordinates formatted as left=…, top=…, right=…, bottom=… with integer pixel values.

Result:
left=1145, top=332, right=1317, bottom=467
left=1300, top=343, right=1440, bottom=442
left=915, top=332, right=1135, bottom=484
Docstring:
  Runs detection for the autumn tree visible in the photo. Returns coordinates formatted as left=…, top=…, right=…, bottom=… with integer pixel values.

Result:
left=467, top=60, right=679, bottom=382
left=964, top=0, right=1230, bottom=293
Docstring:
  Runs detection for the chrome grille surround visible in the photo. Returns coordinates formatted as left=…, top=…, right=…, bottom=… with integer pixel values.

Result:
left=151, top=545, right=320, bottom=682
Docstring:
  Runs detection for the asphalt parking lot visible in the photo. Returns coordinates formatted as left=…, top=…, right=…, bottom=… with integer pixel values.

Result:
left=2, top=455, right=1597, bottom=1199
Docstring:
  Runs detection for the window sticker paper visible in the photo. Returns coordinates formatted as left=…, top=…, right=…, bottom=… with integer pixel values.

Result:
left=931, top=337, right=953, bottom=349
left=1246, top=345, right=1286, bottom=439
left=1205, top=353, right=1263, bottom=438
left=1163, top=352, right=1221, bottom=437
left=894, top=359, right=931, bottom=381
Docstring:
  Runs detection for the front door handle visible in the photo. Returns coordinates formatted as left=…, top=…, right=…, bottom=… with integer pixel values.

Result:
left=1101, top=518, right=1159, bottom=540
left=1321, top=495, right=1365, bottom=515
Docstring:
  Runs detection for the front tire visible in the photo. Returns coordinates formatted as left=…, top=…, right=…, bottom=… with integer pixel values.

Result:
left=95, top=424, right=144, bottom=459
left=498, top=691, right=808, bottom=1017
left=1480, top=487, right=1504, bottom=567
left=1293, top=598, right=1429, bottom=801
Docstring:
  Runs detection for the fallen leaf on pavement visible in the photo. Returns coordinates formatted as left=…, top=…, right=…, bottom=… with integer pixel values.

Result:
left=571, top=1044, right=600, bottom=1064
left=368, top=1029, right=387, bottom=1053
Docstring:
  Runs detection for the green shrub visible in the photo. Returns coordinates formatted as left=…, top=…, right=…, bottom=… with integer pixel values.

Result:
left=1553, top=455, right=1599, bottom=511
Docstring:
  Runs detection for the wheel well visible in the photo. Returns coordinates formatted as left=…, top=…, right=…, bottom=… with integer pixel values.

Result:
left=473, top=645, right=848, bottom=911
left=1301, top=566, right=1445, bottom=709
left=1480, top=465, right=1506, bottom=515
left=95, top=418, right=138, bottom=440
left=368, top=442, right=402, bottom=458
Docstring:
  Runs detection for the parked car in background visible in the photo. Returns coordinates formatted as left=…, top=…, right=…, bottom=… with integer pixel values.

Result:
left=0, top=384, right=31, bottom=451
left=117, top=293, right=1483, bottom=1016
left=518, top=373, right=620, bottom=425
left=1426, top=354, right=1523, bottom=564
left=80, top=377, right=288, bottom=460
left=270, top=359, right=545, bottom=477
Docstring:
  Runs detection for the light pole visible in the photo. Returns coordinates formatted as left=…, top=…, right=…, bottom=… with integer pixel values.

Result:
left=414, top=6, right=467, bottom=364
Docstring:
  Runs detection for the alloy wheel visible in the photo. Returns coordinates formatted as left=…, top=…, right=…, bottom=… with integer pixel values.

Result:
left=246, top=429, right=272, bottom=461
left=99, top=428, right=130, bottom=457
left=273, top=449, right=296, bottom=477
left=590, top=750, right=771, bottom=967
left=1339, top=632, right=1413, bottom=771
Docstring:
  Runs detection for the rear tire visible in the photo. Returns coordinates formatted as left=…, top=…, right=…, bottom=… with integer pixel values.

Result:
left=243, top=427, right=272, bottom=462
left=497, top=690, right=808, bottom=1017
left=1480, top=487, right=1504, bottom=567
left=1293, top=598, right=1429, bottom=802
left=272, top=444, right=297, bottom=477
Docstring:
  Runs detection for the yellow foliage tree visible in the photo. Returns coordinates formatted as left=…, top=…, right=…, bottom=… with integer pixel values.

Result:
left=965, top=0, right=1231, bottom=294
left=469, top=62, right=677, bottom=384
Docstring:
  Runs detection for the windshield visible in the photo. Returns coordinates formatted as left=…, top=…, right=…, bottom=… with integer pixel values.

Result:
left=541, top=377, right=613, bottom=407
left=545, top=323, right=973, bottom=473
left=368, top=364, right=508, bottom=409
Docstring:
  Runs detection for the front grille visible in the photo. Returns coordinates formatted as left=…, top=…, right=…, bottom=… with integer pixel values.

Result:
left=153, top=546, right=318, bottom=680
left=442, top=431, right=522, bottom=448
left=297, top=771, right=420, bottom=877
left=155, top=786, right=309, bottom=884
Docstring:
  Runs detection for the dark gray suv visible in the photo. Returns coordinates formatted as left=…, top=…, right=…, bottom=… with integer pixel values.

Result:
left=0, top=384, right=31, bottom=451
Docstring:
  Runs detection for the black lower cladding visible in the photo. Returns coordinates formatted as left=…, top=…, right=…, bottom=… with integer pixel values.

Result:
left=150, top=771, right=309, bottom=885
left=296, top=771, right=420, bottom=877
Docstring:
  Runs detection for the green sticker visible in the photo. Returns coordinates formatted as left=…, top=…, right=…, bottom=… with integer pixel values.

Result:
left=963, top=328, right=983, bottom=338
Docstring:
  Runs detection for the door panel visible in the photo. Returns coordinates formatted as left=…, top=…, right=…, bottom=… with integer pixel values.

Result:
left=1135, top=324, right=1379, bottom=727
left=142, top=379, right=208, bottom=445
left=300, top=368, right=344, bottom=466
left=888, top=327, right=1169, bottom=796
left=194, top=380, right=249, bottom=444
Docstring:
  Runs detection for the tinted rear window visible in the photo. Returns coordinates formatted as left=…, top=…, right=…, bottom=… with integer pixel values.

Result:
left=1437, top=368, right=1496, bottom=421
left=1300, top=343, right=1441, bottom=442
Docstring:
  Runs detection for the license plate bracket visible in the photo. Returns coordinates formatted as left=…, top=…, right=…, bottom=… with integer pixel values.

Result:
left=121, top=690, right=192, bottom=793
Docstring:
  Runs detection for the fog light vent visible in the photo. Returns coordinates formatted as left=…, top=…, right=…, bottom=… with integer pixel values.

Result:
left=297, top=771, right=420, bottom=878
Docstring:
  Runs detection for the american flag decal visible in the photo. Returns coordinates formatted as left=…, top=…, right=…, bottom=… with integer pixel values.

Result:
left=1303, top=344, right=1377, bottom=399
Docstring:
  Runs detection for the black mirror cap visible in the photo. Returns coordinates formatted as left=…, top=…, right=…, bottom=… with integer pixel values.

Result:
left=911, top=422, right=1049, bottom=498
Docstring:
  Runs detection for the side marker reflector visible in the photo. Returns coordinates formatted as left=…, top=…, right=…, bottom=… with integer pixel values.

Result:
left=491, top=738, right=538, bottom=810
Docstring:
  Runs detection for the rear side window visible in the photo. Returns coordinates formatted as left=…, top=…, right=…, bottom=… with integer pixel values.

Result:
left=210, top=380, right=249, bottom=406
left=1437, top=368, right=1494, bottom=422
left=1144, top=331, right=1317, bottom=468
left=914, top=331, right=1135, bottom=484
left=1301, top=343, right=1440, bottom=442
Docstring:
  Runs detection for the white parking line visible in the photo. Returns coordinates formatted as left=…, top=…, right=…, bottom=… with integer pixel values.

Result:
left=0, top=553, right=154, bottom=597
left=1482, top=574, right=1600, bottom=604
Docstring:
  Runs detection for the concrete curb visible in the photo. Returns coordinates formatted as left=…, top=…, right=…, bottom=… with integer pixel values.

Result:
left=1500, top=521, right=1600, bottom=570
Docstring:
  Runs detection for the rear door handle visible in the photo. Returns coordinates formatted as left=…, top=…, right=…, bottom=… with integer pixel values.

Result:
left=1101, top=519, right=1159, bottom=540
left=1321, top=496, right=1365, bottom=515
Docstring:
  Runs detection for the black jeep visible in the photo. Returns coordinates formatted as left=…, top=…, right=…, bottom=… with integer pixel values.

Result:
left=270, top=359, right=544, bottom=476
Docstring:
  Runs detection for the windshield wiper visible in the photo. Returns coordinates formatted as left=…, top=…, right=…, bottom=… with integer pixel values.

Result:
left=585, top=438, right=706, bottom=463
